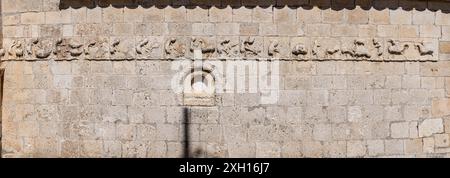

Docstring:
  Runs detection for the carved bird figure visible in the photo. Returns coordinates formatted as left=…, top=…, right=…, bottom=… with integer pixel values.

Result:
left=387, top=39, right=409, bottom=55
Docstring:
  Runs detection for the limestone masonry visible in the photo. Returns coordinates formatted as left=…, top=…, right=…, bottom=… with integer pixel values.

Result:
left=1, top=0, right=450, bottom=158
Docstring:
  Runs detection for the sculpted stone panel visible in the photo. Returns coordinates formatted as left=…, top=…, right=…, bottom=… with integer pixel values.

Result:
left=0, top=37, right=439, bottom=61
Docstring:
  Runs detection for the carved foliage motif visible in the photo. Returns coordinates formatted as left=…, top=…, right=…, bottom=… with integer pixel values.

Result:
left=0, top=37, right=439, bottom=61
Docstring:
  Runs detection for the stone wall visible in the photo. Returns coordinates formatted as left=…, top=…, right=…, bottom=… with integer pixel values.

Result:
left=1, top=0, right=450, bottom=157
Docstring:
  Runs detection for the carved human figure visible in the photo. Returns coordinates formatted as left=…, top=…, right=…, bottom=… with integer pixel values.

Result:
left=373, top=39, right=383, bottom=56
left=28, top=38, right=52, bottom=59
left=217, top=39, right=239, bottom=58
left=240, top=37, right=261, bottom=57
left=190, top=37, right=215, bottom=57
left=292, top=43, right=308, bottom=56
left=165, top=37, right=185, bottom=58
left=8, top=40, right=24, bottom=59
left=312, top=40, right=321, bottom=58
left=415, top=42, right=434, bottom=56
left=268, top=40, right=280, bottom=58
left=387, top=39, right=409, bottom=55
left=354, top=40, right=371, bottom=58
left=110, top=39, right=121, bottom=56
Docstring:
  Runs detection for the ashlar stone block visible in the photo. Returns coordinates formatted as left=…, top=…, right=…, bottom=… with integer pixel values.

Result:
left=419, top=118, right=444, bottom=138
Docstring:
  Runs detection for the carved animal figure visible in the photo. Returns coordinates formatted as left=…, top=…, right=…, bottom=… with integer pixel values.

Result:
left=165, top=37, right=185, bottom=58
left=354, top=40, right=371, bottom=58
left=84, top=39, right=109, bottom=59
left=136, top=39, right=160, bottom=56
left=218, top=39, right=238, bottom=58
left=268, top=40, right=280, bottom=57
left=387, top=39, right=409, bottom=55
left=69, top=40, right=83, bottom=57
left=292, top=43, right=308, bottom=56
left=327, top=46, right=340, bottom=55
left=415, top=42, right=434, bottom=56
left=29, top=38, right=52, bottom=59
left=9, top=40, right=24, bottom=58
left=340, top=43, right=355, bottom=58
left=241, top=37, right=261, bottom=57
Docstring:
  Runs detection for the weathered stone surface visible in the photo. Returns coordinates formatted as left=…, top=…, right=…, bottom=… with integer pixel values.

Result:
left=2, top=0, right=450, bottom=158
left=419, top=118, right=444, bottom=138
left=432, top=99, right=450, bottom=117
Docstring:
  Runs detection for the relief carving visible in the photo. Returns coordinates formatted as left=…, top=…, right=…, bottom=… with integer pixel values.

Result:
left=69, top=40, right=84, bottom=57
left=84, top=38, right=110, bottom=59
left=415, top=42, right=434, bottom=56
left=135, top=38, right=160, bottom=59
left=373, top=39, right=383, bottom=56
left=268, top=40, right=280, bottom=58
left=110, top=39, right=134, bottom=60
left=325, top=46, right=340, bottom=58
left=240, top=37, right=261, bottom=58
left=27, top=38, right=52, bottom=59
left=340, top=42, right=355, bottom=58
left=0, top=36, right=439, bottom=61
left=353, top=40, right=371, bottom=58
left=387, top=39, right=409, bottom=55
left=8, top=40, right=24, bottom=59
left=292, top=43, right=308, bottom=56
left=217, top=39, right=239, bottom=58
left=165, top=37, right=186, bottom=59
left=190, top=37, right=216, bottom=58
left=312, top=40, right=321, bottom=59
left=54, top=38, right=70, bottom=59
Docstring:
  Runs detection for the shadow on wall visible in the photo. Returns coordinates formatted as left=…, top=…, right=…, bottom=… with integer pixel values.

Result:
left=59, top=0, right=450, bottom=12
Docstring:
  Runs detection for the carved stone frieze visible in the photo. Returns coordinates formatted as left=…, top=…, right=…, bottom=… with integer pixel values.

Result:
left=0, top=37, right=439, bottom=62
left=217, top=37, right=239, bottom=59
left=27, top=38, right=53, bottom=60
left=135, top=37, right=162, bottom=59
left=190, top=37, right=216, bottom=59
left=165, top=37, right=186, bottom=59
left=7, top=40, right=25, bottom=60
left=240, top=36, right=262, bottom=58
left=110, top=38, right=135, bottom=60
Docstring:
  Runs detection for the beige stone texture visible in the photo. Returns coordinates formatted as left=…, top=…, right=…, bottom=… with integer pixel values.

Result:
left=2, top=0, right=450, bottom=158
left=419, top=118, right=444, bottom=138
left=432, top=99, right=450, bottom=117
